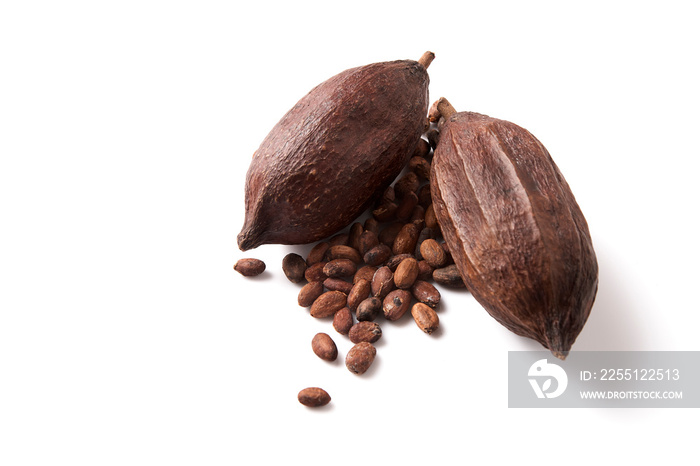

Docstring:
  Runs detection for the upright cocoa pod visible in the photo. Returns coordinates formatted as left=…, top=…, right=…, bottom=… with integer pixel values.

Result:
left=238, top=52, right=435, bottom=250
left=430, top=98, right=598, bottom=359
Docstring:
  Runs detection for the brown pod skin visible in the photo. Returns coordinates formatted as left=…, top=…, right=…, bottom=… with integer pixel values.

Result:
left=298, top=281, right=324, bottom=307
left=311, top=333, right=338, bottom=361
left=298, top=387, right=331, bottom=407
left=238, top=53, right=434, bottom=250
left=346, top=342, right=377, bottom=375
left=233, top=258, right=266, bottom=277
left=430, top=103, right=598, bottom=359
left=333, top=307, right=354, bottom=335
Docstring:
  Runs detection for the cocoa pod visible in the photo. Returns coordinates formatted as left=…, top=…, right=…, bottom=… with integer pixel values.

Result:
left=383, top=289, right=412, bottom=321
left=311, top=333, right=338, bottom=361
left=356, top=297, right=382, bottom=322
left=432, top=264, right=466, bottom=288
left=282, top=253, right=307, bottom=283
left=298, top=387, right=331, bottom=407
left=310, top=291, right=347, bottom=318
left=333, top=307, right=354, bottom=335
left=298, top=281, right=324, bottom=307
left=238, top=53, right=434, bottom=250
left=411, top=303, right=439, bottom=335
left=346, top=342, right=377, bottom=375
left=233, top=258, right=266, bottom=277
left=430, top=98, right=598, bottom=359
left=348, top=321, right=383, bottom=344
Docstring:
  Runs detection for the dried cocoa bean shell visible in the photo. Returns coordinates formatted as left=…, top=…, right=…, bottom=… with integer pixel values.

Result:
left=323, top=259, right=357, bottom=278
left=394, top=257, right=419, bottom=289
left=298, top=281, right=324, bottom=307
left=312, top=333, right=338, bottom=361
left=430, top=105, right=598, bottom=359
left=432, top=265, right=466, bottom=288
left=356, top=296, right=382, bottom=322
left=346, top=341, right=377, bottom=375
left=233, top=258, right=266, bottom=277
left=298, top=387, right=331, bottom=407
left=411, top=303, right=439, bottom=335
left=411, top=280, right=441, bottom=308
left=310, top=290, right=347, bottom=318
left=238, top=54, right=433, bottom=250
left=371, top=266, right=395, bottom=299
left=363, top=244, right=392, bottom=266
left=323, top=277, right=354, bottom=294
left=348, top=321, right=383, bottom=344
left=333, top=307, right=354, bottom=335
left=383, top=289, right=412, bottom=321
left=347, top=278, right=371, bottom=311
left=282, top=253, right=307, bottom=283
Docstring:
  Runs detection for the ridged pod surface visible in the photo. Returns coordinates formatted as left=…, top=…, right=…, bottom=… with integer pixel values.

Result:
left=430, top=101, right=598, bottom=358
left=238, top=53, right=434, bottom=250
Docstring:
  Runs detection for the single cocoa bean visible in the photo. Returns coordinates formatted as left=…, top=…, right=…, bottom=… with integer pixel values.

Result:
left=378, top=222, right=404, bottom=246
left=304, top=262, right=328, bottom=282
left=329, top=233, right=349, bottom=246
left=356, top=296, right=382, bottom=322
left=385, top=253, right=414, bottom=271
left=432, top=265, right=466, bottom=288
left=426, top=128, right=440, bottom=149
left=323, top=258, right=357, bottom=278
left=363, top=244, right=392, bottom=266
left=325, top=245, right=362, bottom=264
left=372, top=201, right=398, bottom=222
left=333, top=307, right=354, bottom=335
left=298, top=281, right=324, bottom=307
left=359, top=230, right=380, bottom=256
left=348, top=222, right=364, bottom=252
left=417, top=185, right=432, bottom=208
left=408, top=156, right=431, bottom=180
left=282, top=253, right=307, bottom=283
left=383, top=289, right=412, bottom=321
left=345, top=341, right=377, bottom=375
left=307, top=241, right=330, bottom=265
left=440, top=242, right=454, bottom=265
left=312, top=333, right=338, bottom=361
left=392, top=222, right=420, bottom=255
left=353, top=265, right=378, bottom=284
left=424, top=203, right=438, bottom=229
left=417, top=260, right=434, bottom=281
left=394, top=172, right=420, bottom=199
left=233, top=258, right=266, bottom=277
left=381, top=185, right=396, bottom=204
left=411, top=303, right=439, bottom=334
left=364, top=217, right=380, bottom=236
left=411, top=280, right=441, bottom=308
left=347, top=278, right=371, bottom=311
left=394, top=257, right=419, bottom=289
left=371, top=266, right=395, bottom=299
left=348, top=321, right=382, bottom=344
left=410, top=204, right=426, bottom=224
left=420, top=239, right=447, bottom=268
left=298, top=387, right=331, bottom=407
left=310, top=290, right=347, bottom=318
left=395, top=191, right=419, bottom=222
left=323, top=277, right=354, bottom=294
left=412, top=138, right=431, bottom=159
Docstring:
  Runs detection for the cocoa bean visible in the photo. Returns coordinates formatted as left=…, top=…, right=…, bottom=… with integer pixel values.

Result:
left=394, top=172, right=420, bottom=199
left=310, top=291, right=347, bottom=318
left=426, top=128, right=440, bottom=149
left=395, top=191, right=419, bottom=222
left=411, top=303, right=439, bottom=334
left=311, top=333, right=338, bottom=361
left=394, top=257, right=419, bottom=289
left=356, top=297, right=382, bottom=322
left=307, top=241, right=330, bottom=265
left=411, top=280, right=441, bottom=308
left=323, top=259, right=357, bottom=278
left=371, top=266, right=395, bottom=299
left=410, top=205, right=425, bottom=224
left=298, top=387, right=331, bottom=407
left=304, top=262, right=328, bottom=283
left=385, top=253, right=414, bottom=272
left=432, top=265, right=465, bottom=288
left=408, top=156, right=431, bottom=180
left=347, top=278, right=371, bottom=311
left=417, top=185, right=432, bottom=208
left=329, top=233, right=349, bottom=246
left=392, top=222, right=420, bottom=255
left=417, top=260, right=434, bottom=281
left=420, top=239, right=447, bottom=268
left=348, top=222, right=364, bottom=252
left=424, top=203, right=438, bottom=229
left=412, top=138, right=431, bottom=159
left=345, top=342, right=377, bottom=375
left=378, top=222, right=404, bottom=246
left=353, top=265, right=378, bottom=284
left=383, top=289, right=412, bottom=321
left=333, top=307, right=354, bottom=335
left=348, top=321, right=382, bottom=344
left=325, top=245, right=362, bottom=264
left=282, top=253, right=307, bottom=283
left=298, top=281, right=324, bottom=307
left=363, top=244, right=392, bottom=266
left=233, top=258, right=266, bottom=277
left=323, top=277, right=354, bottom=294
left=358, top=230, right=379, bottom=256
left=363, top=217, right=380, bottom=236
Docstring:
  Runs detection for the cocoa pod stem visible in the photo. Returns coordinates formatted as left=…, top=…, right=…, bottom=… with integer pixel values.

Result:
left=418, top=51, right=435, bottom=69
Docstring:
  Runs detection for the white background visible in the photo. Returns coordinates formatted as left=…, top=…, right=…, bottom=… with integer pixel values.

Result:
left=1, top=1, right=699, bottom=464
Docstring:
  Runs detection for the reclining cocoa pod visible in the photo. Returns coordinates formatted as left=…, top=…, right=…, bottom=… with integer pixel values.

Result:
left=430, top=98, right=598, bottom=359
left=237, top=52, right=435, bottom=250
